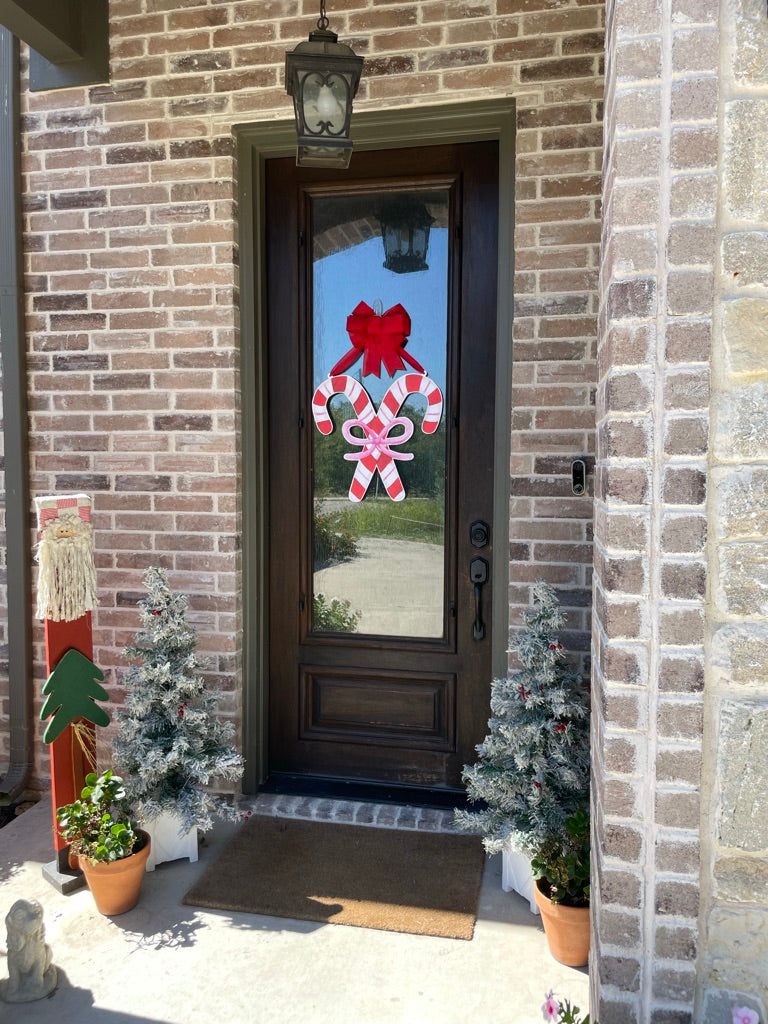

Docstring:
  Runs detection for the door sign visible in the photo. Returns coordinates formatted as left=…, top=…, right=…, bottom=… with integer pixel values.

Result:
left=311, top=372, right=443, bottom=502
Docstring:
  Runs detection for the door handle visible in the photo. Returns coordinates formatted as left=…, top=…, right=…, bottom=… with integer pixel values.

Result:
left=470, top=556, right=488, bottom=640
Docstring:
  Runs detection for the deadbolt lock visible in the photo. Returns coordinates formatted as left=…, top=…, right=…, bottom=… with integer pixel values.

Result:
left=470, top=520, right=490, bottom=548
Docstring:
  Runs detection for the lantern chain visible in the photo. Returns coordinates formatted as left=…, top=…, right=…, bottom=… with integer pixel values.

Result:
left=317, top=0, right=329, bottom=31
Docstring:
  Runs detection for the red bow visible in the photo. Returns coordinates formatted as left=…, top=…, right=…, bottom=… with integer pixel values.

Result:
left=329, top=301, right=426, bottom=378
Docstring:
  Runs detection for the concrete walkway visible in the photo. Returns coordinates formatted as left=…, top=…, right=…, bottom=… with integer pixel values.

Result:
left=314, top=536, right=444, bottom=637
left=0, top=797, right=589, bottom=1024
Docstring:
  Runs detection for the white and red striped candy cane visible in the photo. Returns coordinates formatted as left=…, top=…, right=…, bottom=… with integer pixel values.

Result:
left=311, top=375, right=374, bottom=436
left=311, top=373, right=443, bottom=503
left=378, top=373, right=443, bottom=435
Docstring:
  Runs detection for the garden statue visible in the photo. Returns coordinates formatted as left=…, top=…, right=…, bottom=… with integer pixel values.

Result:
left=0, top=899, right=58, bottom=1002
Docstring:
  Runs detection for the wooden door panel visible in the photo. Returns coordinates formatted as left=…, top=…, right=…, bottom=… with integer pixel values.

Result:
left=300, top=666, right=456, bottom=749
left=266, top=141, right=498, bottom=795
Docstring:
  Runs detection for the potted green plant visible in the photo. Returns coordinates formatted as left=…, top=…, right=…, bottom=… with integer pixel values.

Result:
left=56, top=769, right=151, bottom=915
left=530, top=807, right=591, bottom=967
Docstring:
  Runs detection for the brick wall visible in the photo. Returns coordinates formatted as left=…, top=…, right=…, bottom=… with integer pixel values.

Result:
left=593, top=0, right=716, bottom=1019
left=6, top=0, right=604, bottom=794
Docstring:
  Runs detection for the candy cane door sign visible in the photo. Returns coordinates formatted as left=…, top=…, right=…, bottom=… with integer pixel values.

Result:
left=311, top=373, right=443, bottom=503
left=266, top=141, right=499, bottom=794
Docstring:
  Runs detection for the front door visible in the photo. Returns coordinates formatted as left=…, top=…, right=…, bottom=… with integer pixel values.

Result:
left=266, top=141, right=498, bottom=795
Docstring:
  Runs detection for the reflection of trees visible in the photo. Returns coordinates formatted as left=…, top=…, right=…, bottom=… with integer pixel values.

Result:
left=313, top=397, right=446, bottom=501
left=313, top=501, right=358, bottom=568
left=398, top=402, right=446, bottom=500
left=313, top=398, right=355, bottom=496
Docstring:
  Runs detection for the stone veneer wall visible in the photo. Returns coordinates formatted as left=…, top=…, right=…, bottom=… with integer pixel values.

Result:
left=701, top=0, right=768, bottom=1019
left=596, top=0, right=768, bottom=1020
left=10, top=0, right=603, bottom=796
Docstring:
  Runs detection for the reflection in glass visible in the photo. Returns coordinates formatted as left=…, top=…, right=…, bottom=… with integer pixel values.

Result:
left=379, top=197, right=435, bottom=275
left=310, top=190, right=449, bottom=638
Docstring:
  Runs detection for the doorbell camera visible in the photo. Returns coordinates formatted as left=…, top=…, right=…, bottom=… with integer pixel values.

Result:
left=571, top=459, right=587, bottom=496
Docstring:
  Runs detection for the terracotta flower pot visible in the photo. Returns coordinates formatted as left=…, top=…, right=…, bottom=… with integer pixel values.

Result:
left=80, top=829, right=151, bottom=916
left=533, top=878, right=590, bottom=967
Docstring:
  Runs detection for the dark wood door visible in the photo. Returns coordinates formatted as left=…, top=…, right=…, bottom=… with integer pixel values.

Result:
left=266, top=141, right=498, bottom=795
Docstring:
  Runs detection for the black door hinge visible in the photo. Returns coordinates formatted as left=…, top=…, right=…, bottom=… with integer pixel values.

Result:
left=299, top=593, right=306, bottom=611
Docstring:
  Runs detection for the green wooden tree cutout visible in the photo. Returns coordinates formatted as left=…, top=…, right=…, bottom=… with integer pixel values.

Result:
left=40, top=648, right=110, bottom=744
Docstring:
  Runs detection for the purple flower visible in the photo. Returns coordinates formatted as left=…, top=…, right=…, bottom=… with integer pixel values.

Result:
left=733, top=1009, right=760, bottom=1024
left=542, top=991, right=560, bottom=1022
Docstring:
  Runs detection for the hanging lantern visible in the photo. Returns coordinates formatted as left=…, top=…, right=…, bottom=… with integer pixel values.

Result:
left=285, top=0, right=364, bottom=169
left=379, top=198, right=434, bottom=275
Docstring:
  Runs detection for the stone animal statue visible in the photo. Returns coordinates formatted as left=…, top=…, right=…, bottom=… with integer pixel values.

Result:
left=0, top=899, right=57, bottom=1002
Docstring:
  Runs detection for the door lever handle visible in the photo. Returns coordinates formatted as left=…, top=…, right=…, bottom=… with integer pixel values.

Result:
left=469, top=556, right=488, bottom=640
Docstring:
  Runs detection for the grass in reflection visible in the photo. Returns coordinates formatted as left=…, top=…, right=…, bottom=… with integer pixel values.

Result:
left=338, top=497, right=444, bottom=544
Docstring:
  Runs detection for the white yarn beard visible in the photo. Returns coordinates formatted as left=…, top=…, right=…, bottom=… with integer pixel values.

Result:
left=35, top=514, right=98, bottom=622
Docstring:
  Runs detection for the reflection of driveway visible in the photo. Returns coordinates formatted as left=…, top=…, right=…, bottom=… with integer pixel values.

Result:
left=314, top=537, right=443, bottom=637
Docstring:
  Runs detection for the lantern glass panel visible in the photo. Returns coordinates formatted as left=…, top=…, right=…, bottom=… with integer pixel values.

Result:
left=300, top=70, right=350, bottom=138
left=412, top=226, right=429, bottom=256
left=297, top=143, right=352, bottom=169
left=383, top=224, right=407, bottom=257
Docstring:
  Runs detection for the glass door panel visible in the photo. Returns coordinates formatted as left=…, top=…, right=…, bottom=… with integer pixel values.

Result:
left=310, top=189, right=450, bottom=639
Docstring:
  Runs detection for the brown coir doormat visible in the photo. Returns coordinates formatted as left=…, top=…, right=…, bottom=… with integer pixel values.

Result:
left=182, top=815, right=484, bottom=940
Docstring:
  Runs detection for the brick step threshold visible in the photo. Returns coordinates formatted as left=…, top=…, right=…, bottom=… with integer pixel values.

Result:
left=241, top=792, right=464, bottom=834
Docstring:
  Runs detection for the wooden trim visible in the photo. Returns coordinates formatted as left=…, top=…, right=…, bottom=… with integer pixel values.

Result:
left=235, top=99, right=516, bottom=791
left=0, top=0, right=110, bottom=92
left=0, top=0, right=82, bottom=62
left=0, top=27, right=33, bottom=797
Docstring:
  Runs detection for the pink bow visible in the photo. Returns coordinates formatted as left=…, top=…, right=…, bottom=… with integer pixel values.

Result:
left=342, top=417, right=414, bottom=461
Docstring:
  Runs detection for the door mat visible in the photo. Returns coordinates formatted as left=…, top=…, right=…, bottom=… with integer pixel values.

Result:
left=182, top=815, right=484, bottom=940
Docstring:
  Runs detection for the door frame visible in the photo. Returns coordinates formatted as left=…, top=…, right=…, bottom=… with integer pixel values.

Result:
left=235, top=99, right=516, bottom=794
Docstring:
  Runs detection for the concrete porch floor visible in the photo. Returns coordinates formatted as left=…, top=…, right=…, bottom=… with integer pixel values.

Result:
left=1, top=797, right=589, bottom=1024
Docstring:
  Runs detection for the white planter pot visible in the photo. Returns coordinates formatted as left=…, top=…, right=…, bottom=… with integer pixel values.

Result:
left=501, top=844, right=540, bottom=915
left=143, top=810, right=198, bottom=872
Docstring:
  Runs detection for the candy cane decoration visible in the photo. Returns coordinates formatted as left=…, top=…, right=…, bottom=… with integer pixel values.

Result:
left=311, top=373, right=443, bottom=502
left=379, top=373, right=443, bottom=434
left=312, top=375, right=374, bottom=436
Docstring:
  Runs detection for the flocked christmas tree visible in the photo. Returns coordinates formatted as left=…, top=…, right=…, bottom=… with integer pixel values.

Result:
left=113, top=567, right=244, bottom=833
left=455, top=580, right=590, bottom=855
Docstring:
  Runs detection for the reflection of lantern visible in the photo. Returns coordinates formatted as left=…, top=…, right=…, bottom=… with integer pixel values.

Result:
left=379, top=199, right=434, bottom=275
left=284, top=0, right=364, bottom=169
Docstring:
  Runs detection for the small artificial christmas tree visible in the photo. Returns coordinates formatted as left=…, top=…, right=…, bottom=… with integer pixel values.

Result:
left=113, top=567, right=244, bottom=833
left=455, top=580, right=590, bottom=856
